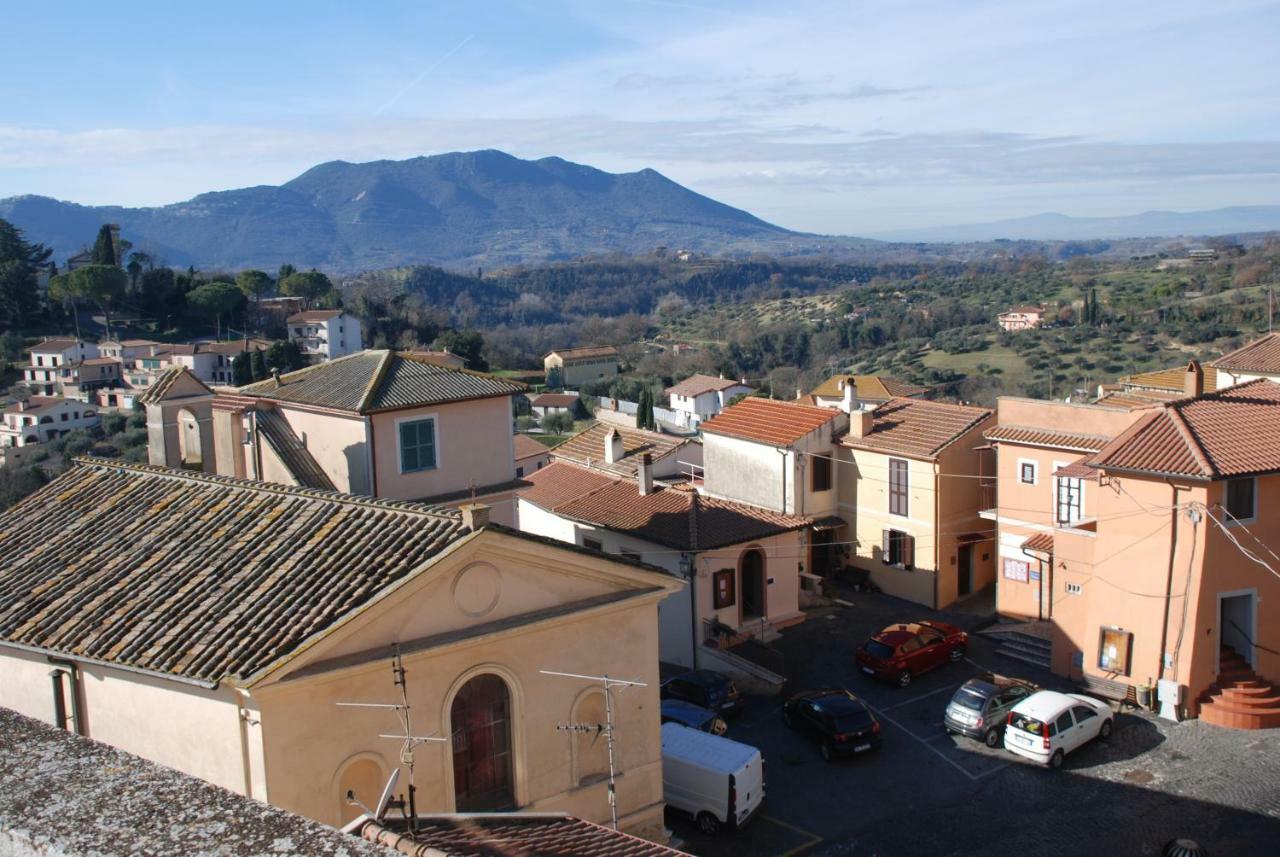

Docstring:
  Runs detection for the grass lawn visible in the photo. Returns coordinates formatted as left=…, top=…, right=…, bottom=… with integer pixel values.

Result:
left=922, top=342, right=1029, bottom=387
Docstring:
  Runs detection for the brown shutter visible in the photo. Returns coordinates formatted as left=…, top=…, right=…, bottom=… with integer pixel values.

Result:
left=904, top=534, right=915, bottom=570
left=882, top=529, right=893, bottom=564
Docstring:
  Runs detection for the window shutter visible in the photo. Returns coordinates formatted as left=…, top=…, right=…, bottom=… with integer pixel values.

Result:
left=882, top=529, right=893, bottom=564
left=904, top=534, right=915, bottom=570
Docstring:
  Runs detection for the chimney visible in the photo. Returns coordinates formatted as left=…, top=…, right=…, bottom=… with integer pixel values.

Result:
left=795, top=388, right=803, bottom=400
left=604, top=427, right=624, bottom=464
left=460, top=503, right=490, bottom=531
left=638, top=453, right=653, bottom=495
left=850, top=406, right=876, bottom=438
left=842, top=380, right=856, bottom=414
left=271, top=368, right=281, bottom=388
left=1184, top=360, right=1204, bottom=398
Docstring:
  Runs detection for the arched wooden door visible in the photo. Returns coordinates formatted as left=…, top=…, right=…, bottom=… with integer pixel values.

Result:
left=450, top=674, right=515, bottom=811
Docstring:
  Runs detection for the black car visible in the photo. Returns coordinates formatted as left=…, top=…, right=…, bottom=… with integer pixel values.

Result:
left=660, top=670, right=745, bottom=717
left=660, top=699, right=729, bottom=735
left=782, top=688, right=881, bottom=761
left=943, top=674, right=1038, bottom=747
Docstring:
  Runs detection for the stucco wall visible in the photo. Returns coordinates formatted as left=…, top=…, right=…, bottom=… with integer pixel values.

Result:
left=846, top=449, right=939, bottom=606
left=371, top=397, right=515, bottom=501
left=277, top=406, right=371, bottom=494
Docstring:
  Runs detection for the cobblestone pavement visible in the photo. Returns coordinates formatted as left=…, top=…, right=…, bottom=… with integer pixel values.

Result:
left=666, top=590, right=1280, bottom=857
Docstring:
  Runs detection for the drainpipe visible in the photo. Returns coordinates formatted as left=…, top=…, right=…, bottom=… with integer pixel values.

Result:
left=366, top=415, right=378, bottom=496
left=48, top=659, right=84, bottom=735
left=934, top=461, right=941, bottom=610
left=776, top=448, right=789, bottom=514
left=1157, top=481, right=1183, bottom=683
left=683, top=553, right=698, bottom=669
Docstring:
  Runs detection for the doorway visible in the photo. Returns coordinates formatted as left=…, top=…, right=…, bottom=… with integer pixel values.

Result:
left=1220, top=590, right=1256, bottom=667
left=740, top=549, right=766, bottom=622
left=957, top=543, right=974, bottom=597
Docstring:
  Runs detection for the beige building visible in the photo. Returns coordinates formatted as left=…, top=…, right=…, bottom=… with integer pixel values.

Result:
left=807, top=374, right=928, bottom=412
left=0, top=459, right=681, bottom=837
left=997, top=306, right=1045, bottom=332
left=840, top=398, right=995, bottom=608
left=1210, top=332, right=1280, bottom=389
left=551, top=422, right=702, bottom=481
left=1, top=397, right=100, bottom=447
left=543, top=346, right=621, bottom=387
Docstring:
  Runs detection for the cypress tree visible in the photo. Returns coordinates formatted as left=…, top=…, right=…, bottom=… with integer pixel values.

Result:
left=250, top=349, right=268, bottom=382
left=91, top=224, right=117, bottom=266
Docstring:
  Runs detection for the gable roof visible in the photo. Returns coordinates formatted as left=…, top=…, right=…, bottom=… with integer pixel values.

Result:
left=3, top=396, right=64, bottom=416
left=1088, top=379, right=1280, bottom=479
left=0, top=459, right=471, bottom=685
left=983, top=424, right=1115, bottom=452
left=842, top=398, right=993, bottom=460
left=530, top=393, right=580, bottom=408
left=551, top=422, right=695, bottom=477
left=1000, top=306, right=1044, bottom=316
left=513, top=433, right=552, bottom=462
left=544, top=345, right=620, bottom=361
left=665, top=374, right=744, bottom=398
left=1210, top=333, right=1280, bottom=374
left=522, top=462, right=810, bottom=551
left=1120, top=365, right=1220, bottom=393
left=351, top=813, right=689, bottom=857
left=287, top=309, right=346, bottom=322
left=808, top=374, right=928, bottom=402
left=30, top=338, right=80, bottom=353
left=137, top=367, right=213, bottom=404
left=237, top=350, right=525, bottom=414
left=700, top=397, right=840, bottom=447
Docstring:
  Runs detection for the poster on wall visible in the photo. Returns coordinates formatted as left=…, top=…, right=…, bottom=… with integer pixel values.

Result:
left=1003, top=558, right=1030, bottom=583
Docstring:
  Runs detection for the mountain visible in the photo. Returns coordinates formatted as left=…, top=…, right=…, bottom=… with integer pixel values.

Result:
left=870, top=206, right=1280, bottom=243
left=0, top=150, right=809, bottom=272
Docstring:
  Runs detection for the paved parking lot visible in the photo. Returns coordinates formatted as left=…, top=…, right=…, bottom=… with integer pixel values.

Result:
left=666, top=591, right=1280, bottom=857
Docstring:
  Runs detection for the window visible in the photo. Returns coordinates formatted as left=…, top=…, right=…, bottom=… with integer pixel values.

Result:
left=811, top=454, right=833, bottom=492
left=582, top=537, right=603, bottom=552
left=899, top=636, right=923, bottom=654
left=882, top=529, right=914, bottom=569
left=1072, top=705, right=1097, bottom=725
left=1065, top=582, right=1083, bottom=596
left=515, top=466, right=524, bottom=478
left=888, top=458, right=909, bottom=516
left=620, top=549, right=642, bottom=561
left=1054, top=712, right=1074, bottom=734
left=1225, top=477, right=1256, bottom=522
left=713, top=568, right=736, bottom=609
left=398, top=418, right=437, bottom=473
left=1098, top=627, right=1133, bottom=676
left=1056, top=476, right=1083, bottom=525
left=60, top=413, right=67, bottom=421
left=450, top=675, right=514, bottom=812
left=1019, top=461, right=1037, bottom=484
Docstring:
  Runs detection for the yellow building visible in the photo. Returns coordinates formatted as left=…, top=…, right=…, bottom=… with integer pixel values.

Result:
left=543, top=346, right=621, bottom=387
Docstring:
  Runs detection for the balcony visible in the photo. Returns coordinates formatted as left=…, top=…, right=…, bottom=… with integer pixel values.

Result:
left=978, top=479, right=997, bottom=518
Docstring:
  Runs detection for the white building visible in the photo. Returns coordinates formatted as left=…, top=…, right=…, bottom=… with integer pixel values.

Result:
left=23, top=339, right=100, bottom=396
left=286, top=310, right=363, bottom=362
left=1, top=397, right=99, bottom=447
left=664, top=374, right=754, bottom=427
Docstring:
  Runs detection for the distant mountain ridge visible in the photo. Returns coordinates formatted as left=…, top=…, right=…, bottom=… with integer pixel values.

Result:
left=0, top=150, right=804, bottom=271
left=871, top=206, right=1280, bottom=243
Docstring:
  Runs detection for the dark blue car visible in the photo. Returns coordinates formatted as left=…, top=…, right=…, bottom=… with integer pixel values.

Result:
left=661, top=699, right=729, bottom=735
left=660, top=670, right=745, bottom=717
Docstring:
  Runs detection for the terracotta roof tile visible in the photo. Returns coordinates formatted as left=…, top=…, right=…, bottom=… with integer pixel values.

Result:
left=356, top=813, right=690, bottom=857
left=551, top=423, right=695, bottom=476
left=1210, top=333, right=1280, bottom=373
left=842, top=398, right=992, bottom=460
left=544, top=345, right=620, bottom=360
left=1088, top=379, right=1280, bottom=479
left=287, top=309, right=345, bottom=322
left=1022, top=533, right=1054, bottom=554
left=531, top=393, right=580, bottom=408
left=513, top=434, right=551, bottom=461
left=0, top=460, right=470, bottom=683
left=984, top=425, right=1113, bottom=452
left=1092, top=389, right=1179, bottom=410
left=1053, top=456, right=1101, bottom=481
left=1120, top=365, right=1220, bottom=393
left=701, top=398, right=840, bottom=447
left=137, top=367, right=213, bottom=404
left=30, top=338, right=80, bottom=352
left=808, top=375, right=927, bottom=401
left=665, top=374, right=744, bottom=397
left=521, top=461, right=617, bottom=509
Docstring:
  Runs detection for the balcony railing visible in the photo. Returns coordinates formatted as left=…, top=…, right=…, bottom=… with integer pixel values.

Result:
left=979, top=480, right=997, bottom=512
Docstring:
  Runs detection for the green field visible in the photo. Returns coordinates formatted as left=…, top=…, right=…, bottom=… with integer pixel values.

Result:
left=922, top=342, right=1029, bottom=386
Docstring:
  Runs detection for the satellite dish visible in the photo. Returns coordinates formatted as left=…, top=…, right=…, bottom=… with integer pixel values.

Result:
left=375, top=768, right=401, bottom=820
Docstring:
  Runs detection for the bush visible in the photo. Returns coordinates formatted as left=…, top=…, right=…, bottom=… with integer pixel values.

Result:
left=540, top=411, right=575, bottom=433
left=127, top=412, right=147, bottom=430
left=102, top=414, right=128, bottom=435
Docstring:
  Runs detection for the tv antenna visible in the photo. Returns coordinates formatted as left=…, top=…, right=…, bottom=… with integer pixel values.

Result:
left=337, top=645, right=447, bottom=834
left=540, top=669, right=647, bottom=830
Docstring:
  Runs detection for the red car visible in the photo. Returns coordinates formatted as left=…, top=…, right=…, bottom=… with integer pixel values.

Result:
left=856, top=621, right=968, bottom=687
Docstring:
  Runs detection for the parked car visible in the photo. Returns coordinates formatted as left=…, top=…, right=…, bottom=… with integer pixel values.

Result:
left=855, top=621, right=969, bottom=687
left=782, top=688, right=881, bottom=761
left=661, top=722, right=764, bottom=835
left=661, top=670, right=745, bottom=717
left=1003, top=690, right=1114, bottom=768
left=944, top=674, right=1038, bottom=747
left=662, top=699, right=729, bottom=736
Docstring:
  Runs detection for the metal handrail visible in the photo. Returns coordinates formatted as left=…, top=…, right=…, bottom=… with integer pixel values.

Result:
left=1227, top=618, right=1280, bottom=658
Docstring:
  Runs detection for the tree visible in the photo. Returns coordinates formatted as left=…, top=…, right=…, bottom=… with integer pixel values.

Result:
left=125, top=256, right=143, bottom=293
left=434, top=329, right=487, bottom=370
left=0, top=217, right=52, bottom=330
left=48, top=265, right=127, bottom=340
left=250, top=349, right=268, bottom=382
left=277, top=263, right=297, bottom=284
left=91, top=224, right=118, bottom=266
left=236, top=269, right=273, bottom=332
left=545, top=366, right=563, bottom=389
left=231, top=352, right=254, bottom=386
left=278, top=270, right=332, bottom=303
left=265, top=340, right=305, bottom=373
left=636, top=388, right=656, bottom=430
left=186, top=281, right=246, bottom=340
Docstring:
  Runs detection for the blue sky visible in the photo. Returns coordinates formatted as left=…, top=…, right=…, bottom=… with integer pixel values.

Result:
left=2, top=0, right=1278, bottom=233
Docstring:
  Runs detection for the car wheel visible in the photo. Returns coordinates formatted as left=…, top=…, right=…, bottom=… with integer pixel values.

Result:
left=782, top=709, right=794, bottom=729
left=1100, top=719, right=1113, bottom=739
left=984, top=727, right=1001, bottom=748
left=949, top=645, right=966, bottom=662
left=896, top=670, right=913, bottom=688
left=821, top=742, right=834, bottom=762
left=696, top=812, right=720, bottom=836
left=1049, top=749, right=1064, bottom=769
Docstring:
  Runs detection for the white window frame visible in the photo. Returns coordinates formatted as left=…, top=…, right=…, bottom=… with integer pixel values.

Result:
left=1053, top=459, right=1085, bottom=526
left=1017, top=458, right=1038, bottom=486
left=395, top=412, right=440, bottom=475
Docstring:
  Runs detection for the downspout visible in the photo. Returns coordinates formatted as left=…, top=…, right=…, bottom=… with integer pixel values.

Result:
left=48, top=658, right=85, bottom=735
left=1157, top=481, right=1182, bottom=683
left=934, top=461, right=941, bottom=609
left=366, top=414, right=378, bottom=496
left=776, top=447, right=789, bottom=514
left=685, top=553, right=699, bottom=669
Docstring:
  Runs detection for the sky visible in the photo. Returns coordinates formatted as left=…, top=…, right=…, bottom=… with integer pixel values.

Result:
left=2, top=0, right=1278, bottom=234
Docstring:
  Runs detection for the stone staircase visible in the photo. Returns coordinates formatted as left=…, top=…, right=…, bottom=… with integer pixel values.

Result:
left=981, top=622, right=1053, bottom=670
left=1198, top=647, right=1280, bottom=730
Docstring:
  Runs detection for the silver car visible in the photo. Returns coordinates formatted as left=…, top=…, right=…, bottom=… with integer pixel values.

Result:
left=944, top=675, right=1037, bottom=747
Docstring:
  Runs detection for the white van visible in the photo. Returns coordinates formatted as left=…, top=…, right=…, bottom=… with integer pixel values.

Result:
left=661, top=722, right=764, bottom=834
left=1003, top=690, right=1113, bottom=768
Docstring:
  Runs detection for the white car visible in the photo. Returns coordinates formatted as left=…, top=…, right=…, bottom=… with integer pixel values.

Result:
left=1002, top=690, right=1113, bottom=768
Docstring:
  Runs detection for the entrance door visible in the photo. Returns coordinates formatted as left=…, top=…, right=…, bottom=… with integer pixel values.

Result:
left=740, top=549, right=766, bottom=621
left=957, top=543, right=974, bottom=597
left=1221, top=592, right=1255, bottom=667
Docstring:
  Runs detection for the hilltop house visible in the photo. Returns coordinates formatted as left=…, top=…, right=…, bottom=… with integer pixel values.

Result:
left=543, top=346, right=620, bottom=387
left=807, top=375, right=928, bottom=412
left=0, top=459, right=681, bottom=837
left=1210, top=332, right=1280, bottom=389
left=23, top=339, right=100, bottom=396
left=287, top=309, right=364, bottom=362
left=840, top=398, right=995, bottom=607
left=663, top=374, right=754, bottom=427
left=1, top=397, right=99, bottom=447
left=997, top=306, right=1045, bottom=332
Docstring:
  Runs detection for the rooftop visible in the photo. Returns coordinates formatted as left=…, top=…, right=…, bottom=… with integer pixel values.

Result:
left=1089, top=379, right=1280, bottom=480
left=1211, top=333, right=1280, bottom=374
left=983, top=424, right=1114, bottom=452
left=1092, top=389, right=1180, bottom=411
left=80, top=356, right=120, bottom=366
left=3, top=396, right=62, bottom=415
left=700, top=397, right=840, bottom=447
left=238, top=350, right=525, bottom=414
left=530, top=392, right=581, bottom=407
left=808, top=374, right=928, bottom=402
left=514, top=433, right=552, bottom=461
left=0, top=459, right=470, bottom=684
left=545, top=345, right=620, bottom=360
left=287, top=308, right=346, bottom=322
left=1120, top=364, right=1221, bottom=393
left=137, top=367, right=213, bottom=404
left=29, top=338, right=80, bottom=352
left=522, top=462, right=810, bottom=551
left=551, top=422, right=695, bottom=477
left=665, top=374, right=746, bottom=398
left=351, top=813, right=688, bottom=857
left=842, top=398, right=992, bottom=460
left=1000, top=306, right=1044, bottom=315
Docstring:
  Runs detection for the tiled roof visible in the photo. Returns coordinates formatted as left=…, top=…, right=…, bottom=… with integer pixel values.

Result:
left=701, top=397, right=840, bottom=447
left=354, top=813, right=689, bottom=857
left=1054, top=456, right=1101, bottom=481
left=514, top=433, right=552, bottom=461
left=808, top=375, right=928, bottom=401
left=1093, top=389, right=1179, bottom=411
left=2, top=396, right=62, bottom=415
left=1022, top=533, right=1054, bottom=554
left=238, top=350, right=525, bottom=414
left=256, top=409, right=338, bottom=491
left=665, top=374, right=742, bottom=397
left=0, top=459, right=470, bottom=684
left=30, top=338, right=80, bottom=352
left=120, top=338, right=160, bottom=347
left=1001, top=306, right=1044, bottom=315
left=1210, top=333, right=1280, bottom=373
left=531, top=393, right=580, bottom=408
left=551, top=423, right=694, bottom=476
left=81, top=356, right=120, bottom=366
left=983, top=425, right=1113, bottom=452
left=1088, top=379, right=1280, bottom=479
left=545, top=345, right=619, bottom=360
left=842, top=398, right=992, bottom=460
left=137, top=367, right=213, bottom=404
left=287, top=309, right=345, bottom=322
left=1120, top=365, right=1220, bottom=393
left=523, top=462, right=810, bottom=551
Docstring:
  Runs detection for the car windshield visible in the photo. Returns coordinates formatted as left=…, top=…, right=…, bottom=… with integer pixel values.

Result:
left=952, top=689, right=987, bottom=711
left=1010, top=712, right=1045, bottom=734
left=864, top=640, right=894, bottom=660
left=833, top=711, right=873, bottom=732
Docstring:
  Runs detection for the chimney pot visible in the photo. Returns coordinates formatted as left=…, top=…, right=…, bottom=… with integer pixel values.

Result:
left=460, top=503, right=490, bottom=531
left=271, top=368, right=281, bottom=388
left=604, top=427, right=624, bottom=464
left=1184, top=360, right=1204, bottom=398
left=638, top=453, right=653, bottom=495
